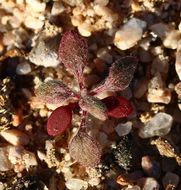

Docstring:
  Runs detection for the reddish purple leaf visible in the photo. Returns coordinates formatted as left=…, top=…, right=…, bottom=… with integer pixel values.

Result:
left=79, top=96, right=108, bottom=121
left=92, top=56, right=137, bottom=94
left=59, top=30, right=88, bottom=86
left=35, top=80, right=76, bottom=104
left=47, top=106, right=72, bottom=136
left=69, top=131, right=102, bottom=167
left=102, top=96, right=133, bottom=118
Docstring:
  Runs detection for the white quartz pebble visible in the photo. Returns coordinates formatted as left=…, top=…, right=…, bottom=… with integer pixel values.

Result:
left=51, top=1, right=65, bottom=15
left=0, top=129, right=29, bottom=146
left=163, top=30, right=180, bottom=49
left=147, top=74, right=171, bottom=104
left=16, top=62, right=31, bottom=75
left=141, top=178, right=159, bottom=190
left=125, top=186, right=141, bottom=190
left=115, top=121, right=132, bottom=137
left=26, top=0, right=46, bottom=12
left=66, top=178, right=88, bottom=190
left=114, top=18, right=146, bottom=50
left=139, top=112, right=173, bottom=138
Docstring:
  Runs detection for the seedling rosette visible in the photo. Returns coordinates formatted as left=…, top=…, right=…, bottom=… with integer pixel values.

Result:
left=35, top=30, right=137, bottom=167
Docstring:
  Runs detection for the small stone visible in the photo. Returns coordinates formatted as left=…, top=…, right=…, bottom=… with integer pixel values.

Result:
left=3, top=31, right=15, bottom=46
left=26, top=0, right=46, bottom=12
left=16, top=62, right=31, bottom=75
left=141, top=156, right=160, bottom=178
left=114, top=18, right=146, bottom=50
left=175, top=82, right=181, bottom=97
left=151, top=56, right=169, bottom=77
left=65, top=178, right=88, bottom=190
left=94, top=58, right=107, bottom=73
left=162, top=172, right=179, bottom=189
left=115, top=121, right=132, bottom=137
left=125, top=186, right=141, bottom=190
left=150, top=23, right=171, bottom=39
left=179, top=22, right=181, bottom=32
left=163, top=30, right=180, bottom=49
left=51, top=1, right=65, bottom=15
left=0, top=129, right=29, bottom=146
left=0, top=147, right=13, bottom=171
left=94, top=0, right=109, bottom=6
left=150, top=23, right=180, bottom=49
left=134, top=78, right=148, bottom=98
left=96, top=47, right=113, bottom=64
left=138, top=177, right=159, bottom=190
left=62, top=0, right=83, bottom=6
left=29, top=26, right=60, bottom=67
left=78, top=23, right=92, bottom=37
left=24, top=16, right=44, bottom=30
left=175, top=40, right=181, bottom=80
left=147, top=74, right=171, bottom=104
left=88, top=177, right=100, bottom=186
left=139, top=112, right=173, bottom=138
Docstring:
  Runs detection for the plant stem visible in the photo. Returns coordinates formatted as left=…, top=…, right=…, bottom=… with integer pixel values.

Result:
left=79, top=110, right=88, bottom=130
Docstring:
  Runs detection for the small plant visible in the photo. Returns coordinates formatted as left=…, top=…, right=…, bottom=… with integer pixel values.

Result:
left=35, top=30, right=137, bottom=167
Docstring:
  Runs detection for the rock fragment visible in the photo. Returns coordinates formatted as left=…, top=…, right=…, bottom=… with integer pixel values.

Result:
left=139, top=112, right=173, bottom=138
left=65, top=178, right=88, bottom=190
left=114, top=18, right=146, bottom=50
left=147, top=74, right=171, bottom=104
left=0, top=129, right=29, bottom=146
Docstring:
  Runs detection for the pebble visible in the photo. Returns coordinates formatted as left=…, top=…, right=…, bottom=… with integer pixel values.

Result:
left=125, top=186, right=141, bottom=190
left=114, top=18, right=147, bottom=50
left=139, top=112, right=173, bottom=138
left=3, top=31, right=15, bottom=46
left=94, top=58, right=107, bottom=73
left=96, top=48, right=113, bottom=64
left=175, top=40, right=181, bottom=80
left=138, top=177, right=160, bottom=190
left=179, top=22, right=181, bottom=32
left=16, top=62, right=31, bottom=75
left=26, top=0, right=46, bottom=12
left=141, top=156, right=160, bottom=178
left=134, top=78, right=149, bottom=98
left=115, top=121, right=132, bottom=137
left=24, top=16, right=44, bottom=30
left=163, top=30, right=180, bottom=49
left=88, top=177, right=100, bottom=186
left=147, top=74, right=171, bottom=104
left=78, top=23, right=92, bottom=37
left=94, top=0, right=109, bottom=6
left=151, top=56, right=169, bottom=77
left=51, top=1, right=65, bottom=15
left=150, top=23, right=171, bottom=39
left=0, top=129, right=29, bottom=146
left=29, top=31, right=60, bottom=67
left=175, top=82, right=181, bottom=97
left=150, top=23, right=180, bottom=49
left=162, top=172, right=180, bottom=189
left=0, top=147, right=13, bottom=171
left=65, top=178, right=88, bottom=190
